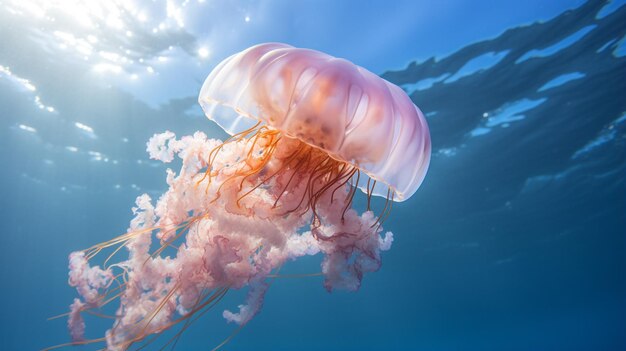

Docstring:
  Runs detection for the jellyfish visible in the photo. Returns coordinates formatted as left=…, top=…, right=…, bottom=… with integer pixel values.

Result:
left=56, top=43, right=430, bottom=350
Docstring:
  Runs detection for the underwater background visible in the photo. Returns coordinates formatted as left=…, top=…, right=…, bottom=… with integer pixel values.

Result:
left=1, top=0, right=624, bottom=350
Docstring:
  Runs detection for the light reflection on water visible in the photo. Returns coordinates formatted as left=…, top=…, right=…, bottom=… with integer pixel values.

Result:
left=2, top=0, right=209, bottom=89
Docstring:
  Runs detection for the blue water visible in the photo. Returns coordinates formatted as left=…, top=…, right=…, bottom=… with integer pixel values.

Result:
left=1, top=1, right=625, bottom=350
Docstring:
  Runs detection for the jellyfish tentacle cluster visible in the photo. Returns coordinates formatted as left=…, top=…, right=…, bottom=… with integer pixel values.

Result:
left=58, top=43, right=430, bottom=350
left=65, top=130, right=394, bottom=350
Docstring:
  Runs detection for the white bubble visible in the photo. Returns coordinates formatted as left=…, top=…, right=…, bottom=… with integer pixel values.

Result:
left=198, top=47, right=209, bottom=58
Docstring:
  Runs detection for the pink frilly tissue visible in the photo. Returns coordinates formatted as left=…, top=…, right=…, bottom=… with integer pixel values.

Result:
left=67, top=131, right=393, bottom=349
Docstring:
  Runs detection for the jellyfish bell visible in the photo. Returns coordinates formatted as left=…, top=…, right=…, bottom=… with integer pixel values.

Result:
left=53, top=43, right=431, bottom=351
left=199, top=42, right=431, bottom=202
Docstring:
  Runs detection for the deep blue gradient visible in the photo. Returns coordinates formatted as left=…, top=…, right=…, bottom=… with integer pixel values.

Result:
left=0, top=1, right=624, bottom=350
